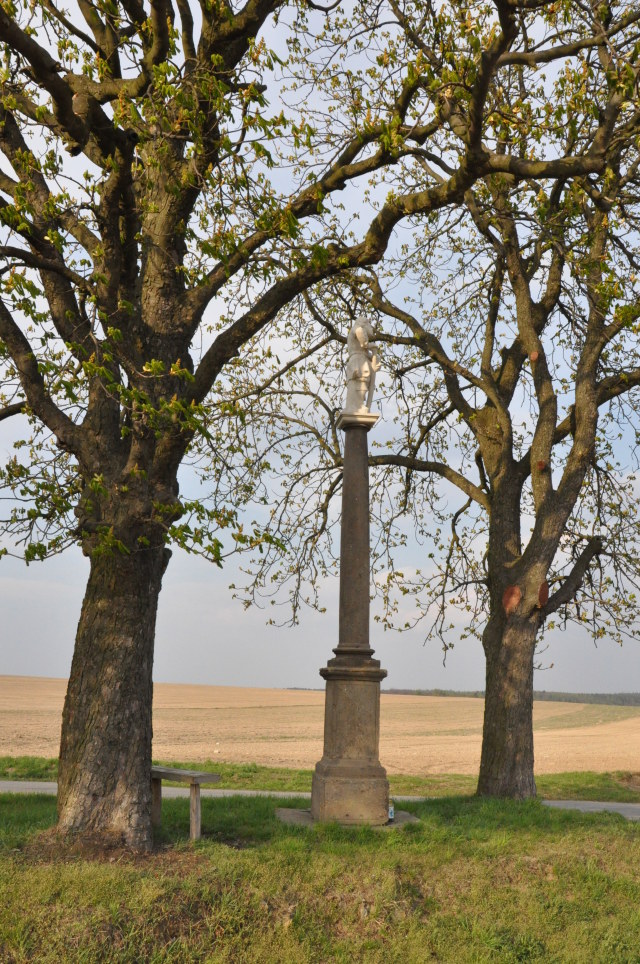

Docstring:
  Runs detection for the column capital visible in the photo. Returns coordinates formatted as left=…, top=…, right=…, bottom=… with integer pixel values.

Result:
left=336, top=411, right=380, bottom=432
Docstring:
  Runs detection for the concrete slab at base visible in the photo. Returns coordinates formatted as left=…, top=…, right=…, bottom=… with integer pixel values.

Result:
left=276, top=808, right=420, bottom=829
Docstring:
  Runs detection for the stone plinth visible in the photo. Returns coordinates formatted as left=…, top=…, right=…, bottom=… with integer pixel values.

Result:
left=310, top=410, right=389, bottom=825
left=310, top=656, right=388, bottom=824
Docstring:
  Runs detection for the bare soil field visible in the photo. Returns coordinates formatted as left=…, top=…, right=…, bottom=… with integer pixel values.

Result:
left=1, top=675, right=639, bottom=774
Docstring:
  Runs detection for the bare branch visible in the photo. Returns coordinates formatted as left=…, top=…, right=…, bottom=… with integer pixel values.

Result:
left=543, top=537, right=604, bottom=617
left=0, top=246, right=91, bottom=290
left=0, top=400, right=26, bottom=423
left=0, top=300, right=87, bottom=462
left=369, top=453, right=491, bottom=510
left=498, top=9, right=640, bottom=66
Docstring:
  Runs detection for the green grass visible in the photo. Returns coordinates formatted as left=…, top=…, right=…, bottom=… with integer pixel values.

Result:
left=0, top=757, right=58, bottom=781
left=2, top=790, right=640, bottom=961
left=3, top=756, right=640, bottom=803
left=536, top=771, right=640, bottom=803
left=532, top=703, right=640, bottom=731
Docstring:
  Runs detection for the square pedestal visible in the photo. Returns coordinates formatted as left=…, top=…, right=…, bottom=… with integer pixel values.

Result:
left=310, top=661, right=389, bottom=825
left=311, top=760, right=389, bottom=825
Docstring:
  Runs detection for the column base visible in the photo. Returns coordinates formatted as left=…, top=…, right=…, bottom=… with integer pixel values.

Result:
left=310, top=654, right=389, bottom=825
left=311, top=759, right=389, bottom=825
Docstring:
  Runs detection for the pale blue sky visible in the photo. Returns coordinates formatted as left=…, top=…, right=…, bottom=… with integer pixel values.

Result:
left=1, top=4, right=638, bottom=695
left=1, top=529, right=638, bottom=693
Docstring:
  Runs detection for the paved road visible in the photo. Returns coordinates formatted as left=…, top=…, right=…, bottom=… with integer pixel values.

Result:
left=0, top=781, right=311, bottom=800
left=541, top=799, right=640, bottom=821
left=2, top=781, right=640, bottom=819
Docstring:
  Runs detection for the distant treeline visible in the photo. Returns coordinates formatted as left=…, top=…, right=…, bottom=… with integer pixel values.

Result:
left=381, top=689, right=640, bottom=707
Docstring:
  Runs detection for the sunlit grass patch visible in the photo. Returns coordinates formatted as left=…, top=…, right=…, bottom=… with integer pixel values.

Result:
left=536, top=771, right=640, bottom=803
left=5, top=757, right=640, bottom=805
left=2, top=790, right=640, bottom=961
left=0, top=757, right=58, bottom=781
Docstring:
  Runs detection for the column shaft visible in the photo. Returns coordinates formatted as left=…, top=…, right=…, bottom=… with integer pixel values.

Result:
left=338, top=426, right=371, bottom=652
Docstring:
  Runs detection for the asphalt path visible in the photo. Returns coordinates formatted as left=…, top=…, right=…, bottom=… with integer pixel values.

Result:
left=2, top=781, right=640, bottom=819
left=0, top=781, right=309, bottom=800
left=541, top=799, right=640, bottom=820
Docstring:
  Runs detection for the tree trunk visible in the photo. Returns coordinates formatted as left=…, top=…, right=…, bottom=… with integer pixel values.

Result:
left=477, top=614, right=538, bottom=799
left=57, top=540, right=168, bottom=849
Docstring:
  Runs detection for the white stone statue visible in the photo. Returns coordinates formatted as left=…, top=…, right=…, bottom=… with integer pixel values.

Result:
left=343, top=316, right=380, bottom=414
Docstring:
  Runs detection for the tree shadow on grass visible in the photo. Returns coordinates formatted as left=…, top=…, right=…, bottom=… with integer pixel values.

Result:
left=166, top=793, right=634, bottom=852
left=159, top=795, right=419, bottom=851
left=157, top=795, right=312, bottom=848
left=2, top=791, right=635, bottom=860
left=0, top=793, right=57, bottom=851
left=408, top=794, right=634, bottom=839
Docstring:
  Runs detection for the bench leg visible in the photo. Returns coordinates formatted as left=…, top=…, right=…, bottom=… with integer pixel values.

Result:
left=151, top=777, right=162, bottom=828
left=190, top=783, right=201, bottom=841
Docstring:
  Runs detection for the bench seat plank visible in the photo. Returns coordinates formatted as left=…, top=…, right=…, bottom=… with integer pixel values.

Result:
left=151, top=766, right=220, bottom=784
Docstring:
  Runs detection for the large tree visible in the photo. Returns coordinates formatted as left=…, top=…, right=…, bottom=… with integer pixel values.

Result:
left=2, top=0, right=600, bottom=848
left=370, top=168, right=640, bottom=798
left=214, top=0, right=640, bottom=798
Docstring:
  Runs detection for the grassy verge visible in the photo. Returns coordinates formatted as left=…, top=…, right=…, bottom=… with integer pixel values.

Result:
left=2, top=790, right=640, bottom=961
left=3, top=756, right=640, bottom=802
left=0, top=757, right=58, bottom=782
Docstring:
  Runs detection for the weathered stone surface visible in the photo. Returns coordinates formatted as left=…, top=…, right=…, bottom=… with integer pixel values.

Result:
left=320, top=672, right=383, bottom=760
left=311, top=764, right=389, bottom=824
left=310, top=415, right=389, bottom=825
left=335, top=421, right=378, bottom=651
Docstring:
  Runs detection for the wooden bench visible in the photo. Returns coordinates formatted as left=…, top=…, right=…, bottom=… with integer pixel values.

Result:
left=151, top=766, right=220, bottom=841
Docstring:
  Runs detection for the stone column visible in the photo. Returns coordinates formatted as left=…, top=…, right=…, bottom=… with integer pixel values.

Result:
left=310, top=411, right=389, bottom=824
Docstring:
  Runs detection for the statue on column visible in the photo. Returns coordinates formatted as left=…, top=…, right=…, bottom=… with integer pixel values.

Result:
left=343, top=316, right=380, bottom=414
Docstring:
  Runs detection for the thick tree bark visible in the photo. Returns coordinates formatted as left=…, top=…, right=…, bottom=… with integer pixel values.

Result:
left=477, top=613, right=538, bottom=798
left=57, top=537, right=168, bottom=849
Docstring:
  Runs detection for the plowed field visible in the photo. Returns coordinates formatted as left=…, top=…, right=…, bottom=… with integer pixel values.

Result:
left=2, top=675, right=639, bottom=774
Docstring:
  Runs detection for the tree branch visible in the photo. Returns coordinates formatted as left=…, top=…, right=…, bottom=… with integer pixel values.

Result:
left=543, top=536, right=604, bottom=617
left=0, top=400, right=26, bottom=423
left=369, top=453, right=491, bottom=510
left=0, top=246, right=91, bottom=290
left=0, top=301, right=87, bottom=461
left=498, top=9, right=640, bottom=66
